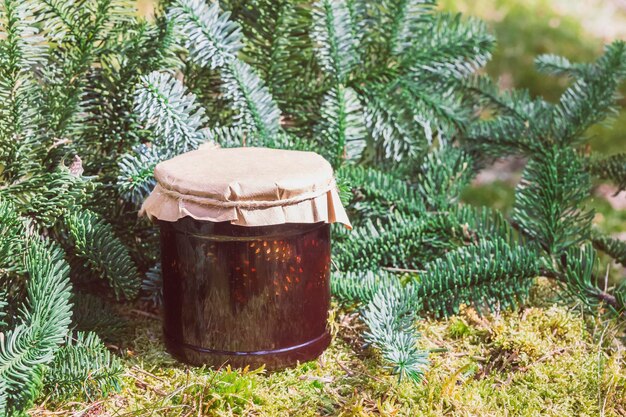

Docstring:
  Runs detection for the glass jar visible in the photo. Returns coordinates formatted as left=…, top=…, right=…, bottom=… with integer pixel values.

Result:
left=159, top=217, right=331, bottom=369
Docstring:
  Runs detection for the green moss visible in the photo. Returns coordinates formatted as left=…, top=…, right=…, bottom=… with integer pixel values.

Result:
left=32, top=303, right=626, bottom=417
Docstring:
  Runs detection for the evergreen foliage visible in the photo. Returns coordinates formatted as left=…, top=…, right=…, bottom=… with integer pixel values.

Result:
left=65, top=210, right=140, bottom=300
left=512, top=147, right=593, bottom=255
left=0, top=0, right=172, bottom=412
left=0, top=0, right=625, bottom=412
left=590, top=153, right=626, bottom=192
left=417, top=238, right=539, bottom=317
left=117, top=71, right=211, bottom=204
left=361, top=283, right=427, bottom=382
left=70, top=293, right=129, bottom=342
left=593, top=233, right=626, bottom=268
left=44, top=331, right=123, bottom=401
left=0, top=227, right=72, bottom=414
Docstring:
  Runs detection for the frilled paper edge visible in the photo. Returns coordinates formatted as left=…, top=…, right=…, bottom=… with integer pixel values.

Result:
left=139, top=184, right=352, bottom=229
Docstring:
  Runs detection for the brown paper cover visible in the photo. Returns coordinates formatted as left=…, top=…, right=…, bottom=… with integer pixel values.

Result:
left=140, top=147, right=351, bottom=228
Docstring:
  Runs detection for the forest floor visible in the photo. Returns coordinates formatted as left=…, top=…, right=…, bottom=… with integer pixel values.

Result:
left=31, top=292, right=626, bottom=416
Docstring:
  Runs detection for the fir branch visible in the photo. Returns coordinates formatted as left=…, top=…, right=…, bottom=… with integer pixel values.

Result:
left=334, top=211, right=467, bottom=271
left=80, top=17, right=184, bottom=162
left=416, top=146, right=474, bottom=210
left=542, top=244, right=622, bottom=312
left=463, top=76, right=549, bottom=157
left=38, top=0, right=138, bottom=137
left=361, top=283, right=428, bottom=383
left=589, top=153, right=626, bottom=192
left=465, top=115, right=543, bottom=159
left=331, top=269, right=398, bottom=305
left=0, top=379, right=6, bottom=416
left=0, top=238, right=73, bottom=413
left=71, top=292, right=129, bottom=342
left=134, top=71, right=211, bottom=152
left=35, top=0, right=80, bottom=41
left=226, top=0, right=314, bottom=108
left=550, top=40, right=626, bottom=145
left=222, top=60, right=282, bottom=138
left=44, top=331, right=123, bottom=401
left=317, top=85, right=366, bottom=165
left=393, top=76, right=469, bottom=137
left=119, top=71, right=211, bottom=204
left=336, top=164, right=425, bottom=221
left=403, top=12, right=493, bottom=79
left=0, top=0, right=46, bottom=180
left=117, top=145, right=161, bottom=206
left=141, top=262, right=163, bottom=308
left=0, top=167, right=91, bottom=229
left=417, top=238, right=539, bottom=318
left=167, top=0, right=242, bottom=69
left=205, top=124, right=246, bottom=147
left=65, top=209, right=140, bottom=300
left=592, top=233, right=626, bottom=268
left=534, top=54, right=590, bottom=78
left=512, top=148, right=594, bottom=255
left=333, top=213, right=430, bottom=271
left=311, top=0, right=359, bottom=82
left=0, top=199, right=26, bottom=272
left=386, top=0, right=435, bottom=57
left=0, top=291, right=6, bottom=329
left=364, top=90, right=425, bottom=161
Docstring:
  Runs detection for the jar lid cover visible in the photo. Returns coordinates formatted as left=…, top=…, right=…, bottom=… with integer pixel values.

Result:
left=140, top=146, right=351, bottom=228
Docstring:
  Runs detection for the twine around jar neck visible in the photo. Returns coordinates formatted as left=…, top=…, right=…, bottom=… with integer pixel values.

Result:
left=157, top=180, right=337, bottom=209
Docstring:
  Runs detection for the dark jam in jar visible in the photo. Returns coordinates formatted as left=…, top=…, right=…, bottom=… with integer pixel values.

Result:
left=159, top=217, right=331, bottom=369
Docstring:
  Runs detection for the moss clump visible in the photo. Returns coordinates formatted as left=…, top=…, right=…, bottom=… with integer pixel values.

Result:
left=31, top=303, right=625, bottom=417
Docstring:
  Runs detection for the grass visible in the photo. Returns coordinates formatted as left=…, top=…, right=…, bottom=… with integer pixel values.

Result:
left=32, top=296, right=626, bottom=416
